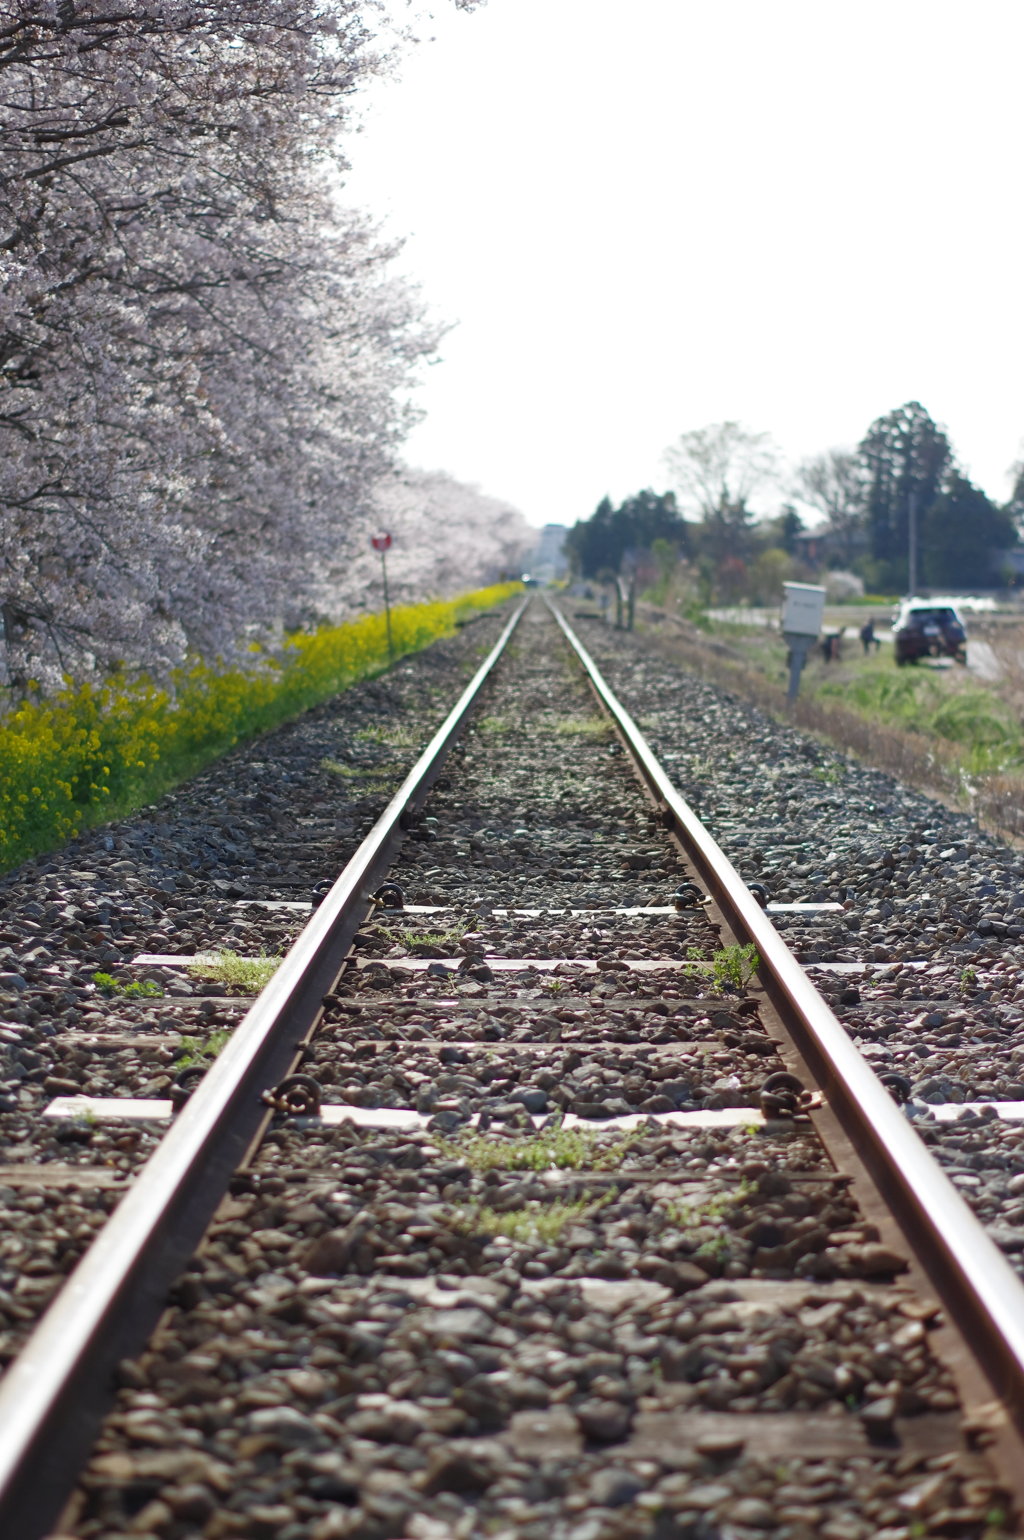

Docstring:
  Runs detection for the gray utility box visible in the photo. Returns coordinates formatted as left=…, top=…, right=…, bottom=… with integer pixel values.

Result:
left=782, top=582, right=826, bottom=638
left=781, top=582, right=826, bottom=700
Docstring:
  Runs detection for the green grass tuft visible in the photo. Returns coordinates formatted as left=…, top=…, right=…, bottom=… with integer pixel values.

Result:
left=711, top=943, right=760, bottom=992
left=378, top=925, right=465, bottom=953
left=174, top=1028, right=233, bottom=1068
left=92, top=971, right=163, bottom=999
left=320, top=759, right=380, bottom=780
left=352, top=724, right=420, bottom=748
left=451, top=1194, right=611, bottom=1244
left=442, top=1124, right=641, bottom=1173
left=188, top=950, right=281, bottom=993
left=554, top=717, right=613, bottom=739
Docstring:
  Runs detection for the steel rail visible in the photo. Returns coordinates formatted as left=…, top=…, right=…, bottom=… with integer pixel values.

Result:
left=551, top=599, right=1024, bottom=1438
left=0, top=596, right=529, bottom=1540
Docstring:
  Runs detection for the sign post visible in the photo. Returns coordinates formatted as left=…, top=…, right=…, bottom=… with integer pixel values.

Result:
left=781, top=581, right=826, bottom=701
left=371, top=532, right=394, bottom=662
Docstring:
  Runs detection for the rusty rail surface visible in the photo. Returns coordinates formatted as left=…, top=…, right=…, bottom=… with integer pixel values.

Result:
left=0, top=597, right=529, bottom=1540
left=551, top=598, right=1024, bottom=1444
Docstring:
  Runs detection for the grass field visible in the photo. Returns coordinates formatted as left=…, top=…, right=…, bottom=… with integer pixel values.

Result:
left=638, top=601, right=1024, bottom=842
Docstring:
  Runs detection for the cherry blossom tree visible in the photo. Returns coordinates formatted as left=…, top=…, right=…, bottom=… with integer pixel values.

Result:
left=304, top=467, right=532, bottom=622
left=0, top=1, right=491, bottom=694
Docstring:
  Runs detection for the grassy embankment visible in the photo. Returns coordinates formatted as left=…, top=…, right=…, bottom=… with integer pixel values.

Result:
left=0, top=582, right=522, bottom=874
left=638, top=603, right=1024, bottom=840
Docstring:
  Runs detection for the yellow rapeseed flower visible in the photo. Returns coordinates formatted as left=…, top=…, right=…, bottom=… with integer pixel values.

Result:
left=0, top=583, right=520, bottom=872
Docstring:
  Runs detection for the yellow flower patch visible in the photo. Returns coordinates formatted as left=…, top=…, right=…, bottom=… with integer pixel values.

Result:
left=0, top=584, right=521, bottom=871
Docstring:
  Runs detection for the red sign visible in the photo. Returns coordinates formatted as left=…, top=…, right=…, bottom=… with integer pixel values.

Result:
left=371, top=532, right=392, bottom=552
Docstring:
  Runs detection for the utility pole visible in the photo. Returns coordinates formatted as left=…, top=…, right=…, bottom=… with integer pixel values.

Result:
left=371, top=532, right=394, bottom=661
left=907, top=487, right=918, bottom=597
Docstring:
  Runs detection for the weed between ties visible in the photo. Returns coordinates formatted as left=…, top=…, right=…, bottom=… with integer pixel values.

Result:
left=712, top=943, right=760, bottom=991
left=683, top=944, right=760, bottom=992
left=351, top=724, right=420, bottom=748
left=91, top=971, right=163, bottom=999
left=440, top=1125, right=642, bottom=1173
left=438, top=1127, right=643, bottom=1243
left=554, top=717, right=614, bottom=740
left=174, top=1029, right=233, bottom=1069
left=452, top=1194, right=613, bottom=1245
left=959, top=966, right=978, bottom=996
left=320, top=760, right=391, bottom=786
left=377, top=926, right=467, bottom=954
left=660, top=1178, right=756, bottom=1231
left=188, top=950, right=282, bottom=993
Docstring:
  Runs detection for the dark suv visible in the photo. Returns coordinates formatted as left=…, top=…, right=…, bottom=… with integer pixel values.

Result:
left=892, top=601, right=967, bottom=665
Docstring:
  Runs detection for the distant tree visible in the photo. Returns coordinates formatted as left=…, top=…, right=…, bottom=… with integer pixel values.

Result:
left=774, top=504, right=805, bottom=556
left=748, top=548, right=795, bottom=605
left=796, top=450, right=864, bottom=565
left=698, top=504, right=756, bottom=565
left=617, top=489, right=688, bottom=556
left=648, top=538, right=678, bottom=603
left=714, top=554, right=749, bottom=604
left=564, top=497, right=614, bottom=577
left=663, top=421, right=780, bottom=567
left=565, top=490, right=684, bottom=578
left=1006, top=462, right=1024, bottom=532
left=857, top=402, right=952, bottom=590
left=923, top=473, right=1017, bottom=589
left=664, top=421, right=780, bottom=518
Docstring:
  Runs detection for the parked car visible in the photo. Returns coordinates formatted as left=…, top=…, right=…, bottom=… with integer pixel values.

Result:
left=892, top=600, right=968, bottom=665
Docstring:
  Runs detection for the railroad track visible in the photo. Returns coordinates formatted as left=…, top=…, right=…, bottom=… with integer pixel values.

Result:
left=0, top=596, right=1023, bottom=1537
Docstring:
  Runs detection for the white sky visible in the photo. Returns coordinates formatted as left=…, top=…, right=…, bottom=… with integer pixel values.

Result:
left=343, top=0, right=1024, bottom=529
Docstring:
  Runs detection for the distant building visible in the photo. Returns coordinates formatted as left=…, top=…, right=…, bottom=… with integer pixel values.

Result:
left=527, top=523, right=569, bottom=582
left=792, top=524, right=869, bottom=569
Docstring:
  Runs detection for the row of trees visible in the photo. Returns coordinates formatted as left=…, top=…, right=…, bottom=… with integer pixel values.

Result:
left=568, top=404, right=1021, bottom=603
left=0, top=0, right=516, bottom=696
left=563, top=489, right=684, bottom=580
left=801, top=402, right=1018, bottom=591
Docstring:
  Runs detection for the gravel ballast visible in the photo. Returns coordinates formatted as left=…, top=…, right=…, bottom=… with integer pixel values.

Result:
left=29, top=602, right=1013, bottom=1539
